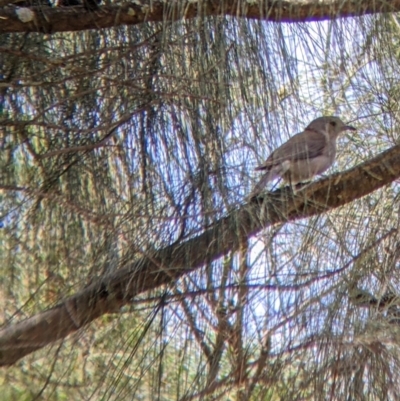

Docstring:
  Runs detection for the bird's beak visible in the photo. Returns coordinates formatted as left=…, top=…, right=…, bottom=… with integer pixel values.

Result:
left=344, top=125, right=356, bottom=131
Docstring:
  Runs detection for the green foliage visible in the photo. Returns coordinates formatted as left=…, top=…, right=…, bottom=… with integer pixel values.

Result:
left=2, top=5, right=400, bottom=400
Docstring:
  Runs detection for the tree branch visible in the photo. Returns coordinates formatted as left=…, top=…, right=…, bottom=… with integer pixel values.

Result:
left=1, top=143, right=400, bottom=366
left=1, top=0, right=399, bottom=34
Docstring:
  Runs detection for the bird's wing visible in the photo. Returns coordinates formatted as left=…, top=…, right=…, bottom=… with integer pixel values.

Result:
left=255, top=129, right=327, bottom=171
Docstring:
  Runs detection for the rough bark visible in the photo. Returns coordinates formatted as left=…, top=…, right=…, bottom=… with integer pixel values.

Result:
left=1, top=143, right=400, bottom=366
left=0, top=0, right=399, bottom=34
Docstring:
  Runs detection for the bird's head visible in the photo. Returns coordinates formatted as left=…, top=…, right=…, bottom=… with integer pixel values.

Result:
left=307, top=116, right=356, bottom=139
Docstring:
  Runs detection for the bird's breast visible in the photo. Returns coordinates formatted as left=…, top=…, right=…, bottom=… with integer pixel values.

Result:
left=283, top=153, right=336, bottom=183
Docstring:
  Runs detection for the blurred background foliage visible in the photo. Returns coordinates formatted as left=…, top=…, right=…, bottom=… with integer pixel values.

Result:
left=2, top=2, right=400, bottom=399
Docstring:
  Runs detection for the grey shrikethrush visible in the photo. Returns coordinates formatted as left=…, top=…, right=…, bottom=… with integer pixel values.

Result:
left=249, top=116, right=356, bottom=198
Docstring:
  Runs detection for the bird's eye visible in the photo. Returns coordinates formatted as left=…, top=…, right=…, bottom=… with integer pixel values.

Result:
left=330, top=121, right=337, bottom=127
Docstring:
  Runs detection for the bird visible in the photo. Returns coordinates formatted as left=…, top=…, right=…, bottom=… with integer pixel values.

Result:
left=249, top=116, right=356, bottom=199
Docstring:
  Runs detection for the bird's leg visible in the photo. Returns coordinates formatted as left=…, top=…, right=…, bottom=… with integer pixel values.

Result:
left=288, top=174, right=299, bottom=194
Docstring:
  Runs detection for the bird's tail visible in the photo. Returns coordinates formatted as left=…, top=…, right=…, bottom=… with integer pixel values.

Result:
left=247, top=168, right=279, bottom=200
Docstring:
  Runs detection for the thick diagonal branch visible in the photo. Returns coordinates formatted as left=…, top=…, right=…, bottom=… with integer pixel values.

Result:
left=1, top=144, right=400, bottom=366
